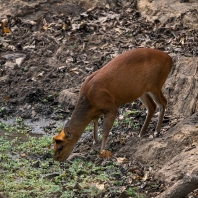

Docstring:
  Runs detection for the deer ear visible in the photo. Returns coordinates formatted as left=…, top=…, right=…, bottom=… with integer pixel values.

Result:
left=64, top=127, right=72, bottom=139
left=53, top=129, right=66, bottom=143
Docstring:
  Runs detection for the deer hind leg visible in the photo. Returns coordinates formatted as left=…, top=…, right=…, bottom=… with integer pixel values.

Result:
left=93, top=117, right=99, bottom=144
left=139, top=93, right=157, bottom=137
left=101, top=108, right=118, bottom=150
left=149, top=91, right=167, bottom=137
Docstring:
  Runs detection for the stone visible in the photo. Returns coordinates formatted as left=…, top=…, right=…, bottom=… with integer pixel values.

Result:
left=58, top=89, right=77, bottom=111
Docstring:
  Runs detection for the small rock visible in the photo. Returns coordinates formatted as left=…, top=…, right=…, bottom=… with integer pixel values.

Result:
left=0, top=75, right=9, bottom=83
left=32, top=160, right=40, bottom=168
left=16, top=57, right=25, bottom=66
left=19, top=107, right=25, bottom=112
left=30, top=67, right=37, bottom=72
left=27, top=105, right=32, bottom=110
left=31, top=110, right=36, bottom=118
left=5, top=61, right=17, bottom=69
left=50, top=121, right=56, bottom=125
left=58, top=89, right=77, bottom=111
left=119, top=191, right=129, bottom=198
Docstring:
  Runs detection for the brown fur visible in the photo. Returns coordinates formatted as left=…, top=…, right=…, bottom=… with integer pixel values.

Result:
left=53, top=48, right=173, bottom=162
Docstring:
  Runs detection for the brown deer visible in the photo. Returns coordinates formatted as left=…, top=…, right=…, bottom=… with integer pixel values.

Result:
left=53, top=48, right=173, bottom=162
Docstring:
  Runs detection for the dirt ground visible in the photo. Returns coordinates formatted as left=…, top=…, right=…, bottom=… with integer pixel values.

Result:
left=1, top=0, right=198, bottom=197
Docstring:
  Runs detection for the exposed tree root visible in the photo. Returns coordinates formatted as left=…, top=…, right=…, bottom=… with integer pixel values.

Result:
left=157, top=169, right=198, bottom=198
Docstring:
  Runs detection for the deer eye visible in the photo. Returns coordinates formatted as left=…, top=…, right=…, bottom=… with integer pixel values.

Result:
left=57, top=145, right=64, bottom=153
left=55, top=139, right=62, bottom=144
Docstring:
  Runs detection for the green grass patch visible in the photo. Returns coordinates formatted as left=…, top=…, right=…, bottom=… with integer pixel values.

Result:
left=0, top=119, right=144, bottom=198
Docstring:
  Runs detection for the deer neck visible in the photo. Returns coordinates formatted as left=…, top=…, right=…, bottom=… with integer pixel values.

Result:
left=67, top=96, right=93, bottom=139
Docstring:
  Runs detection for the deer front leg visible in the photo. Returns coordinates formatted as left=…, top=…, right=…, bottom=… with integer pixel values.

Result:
left=93, top=118, right=99, bottom=144
left=100, top=108, right=117, bottom=158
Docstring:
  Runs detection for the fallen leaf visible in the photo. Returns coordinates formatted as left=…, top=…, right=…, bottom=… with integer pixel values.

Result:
left=42, top=18, right=48, bottom=26
left=116, top=157, right=128, bottom=164
left=105, top=4, right=110, bottom=9
left=2, top=43, right=16, bottom=51
left=100, top=43, right=108, bottom=49
left=67, top=57, right=74, bottom=63
left=119, top=114, right=124, bottom=120
left=80, top=12, right=89, bottom=18
left=70, top=68, right=79, bottom=75
left=99, top=150, right=113, bottom=158
left=5, top=96, right=9, bottom=101
left=114, top=28, right=123, bottom=34
left=16, top=57, right=25, bottom=66
left=62, top=22, right=68, bottom=30
left=1, top=19, right=8, bottom=27
left=20, top=153, right=27, bottom=157
left=38, top=71, right=44, bottom=77
left=136, top=175, right=143, bottom=180
left=58, top=66, right=67, bottom=72
left=180, top=37, right=185, bottom=44
left=95, top=183, right=105, bottom=191
left=86, top=7, right=96, bottom=12
left=142, top=171, right=150, bottom=181
left=108, top=13, right=120, bottom=20
left=4, top=27, right=11, bottom=33
left=42, top=25, right=49, bottom=30
left=79, top=22, right=87, bottom=29
left=98, top=17, right=108, bottom=23
left=72, top=23, right=80, bottom=30
left=42, top=23, right=55, bottom=30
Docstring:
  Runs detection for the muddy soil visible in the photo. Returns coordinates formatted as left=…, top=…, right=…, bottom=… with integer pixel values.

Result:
left=1, top=0, right=198, bottom=119
left=1, top=0, right=198, bottom=197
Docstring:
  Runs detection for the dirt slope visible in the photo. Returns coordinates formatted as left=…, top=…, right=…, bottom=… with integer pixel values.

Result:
left=138, top=0, right=198, bottom=29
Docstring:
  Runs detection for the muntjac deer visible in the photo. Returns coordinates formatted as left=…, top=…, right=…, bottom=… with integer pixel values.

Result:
left=53, top=48, right=173, bottom=162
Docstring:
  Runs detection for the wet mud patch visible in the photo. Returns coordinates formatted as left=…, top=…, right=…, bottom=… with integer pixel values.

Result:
left=0, top=118, right=166, bottom=198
